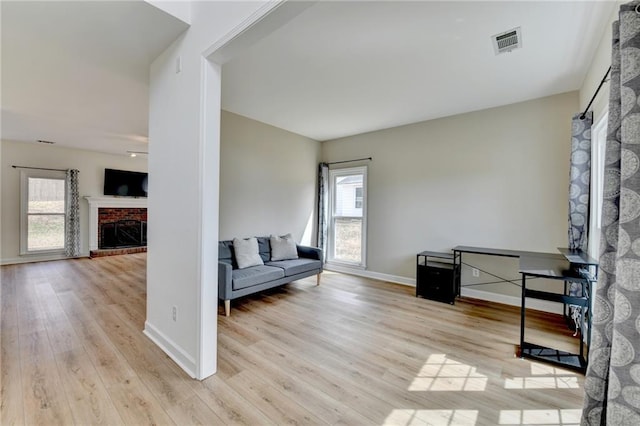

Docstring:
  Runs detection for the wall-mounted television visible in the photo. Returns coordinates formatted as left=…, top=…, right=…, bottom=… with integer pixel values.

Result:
left=103, top=168, right=148, bottom=197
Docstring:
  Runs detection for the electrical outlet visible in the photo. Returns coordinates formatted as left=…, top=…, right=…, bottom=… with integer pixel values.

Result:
left=472, top=268, right=480, bottom=278
left=172, top=306, right=177, bottom=321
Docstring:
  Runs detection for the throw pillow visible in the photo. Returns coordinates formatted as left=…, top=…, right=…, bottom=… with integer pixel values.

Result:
left=233, top=237, right=264, bottom=269
left=270, top=233, right=299, bottom=261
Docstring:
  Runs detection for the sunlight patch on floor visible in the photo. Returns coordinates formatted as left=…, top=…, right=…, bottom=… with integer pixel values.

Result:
left=384, top=409, right=478, bottom=426
left=529, top=363, right=577, bottom=376
left=505, top=362, right=579, bottom=389
left=504, top=376, right=579, bottom=389
left=409, top=354, right=487, bottom=392
left=498, top=409, right=581, bottom=425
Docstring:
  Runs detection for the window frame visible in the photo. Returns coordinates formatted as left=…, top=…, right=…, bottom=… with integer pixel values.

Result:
left=327, top=165, right=368, bottom=269
left=20, top=169, right=67, bottom=256
left=588, top=108, right=608, bottom=261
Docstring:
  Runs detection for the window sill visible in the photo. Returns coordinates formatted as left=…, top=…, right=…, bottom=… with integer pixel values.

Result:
left=20, top=249, right=66, bottom=257
left=326, top=260, right=367, bottom=271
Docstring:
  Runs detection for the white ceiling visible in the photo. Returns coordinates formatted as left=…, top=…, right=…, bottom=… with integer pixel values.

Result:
left=1, top=0, right=188, bottom=155
left=222, top=1, right=615, bottom=141
left=1, top=1, right=615, bottom=154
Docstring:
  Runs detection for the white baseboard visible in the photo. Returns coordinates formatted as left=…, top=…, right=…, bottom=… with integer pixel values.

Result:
left=143, top=321, right=197, bottom=379
left=325, top=264, right=414, bottom=286
left=1, top=252, right=90, bottom=265
left=325, top=265, right=561, bottom=314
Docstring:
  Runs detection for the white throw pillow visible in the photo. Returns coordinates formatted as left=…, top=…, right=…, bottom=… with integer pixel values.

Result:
left=270, top=233, right=299, bottom=261
left=233, top=237, right=264, bottom=269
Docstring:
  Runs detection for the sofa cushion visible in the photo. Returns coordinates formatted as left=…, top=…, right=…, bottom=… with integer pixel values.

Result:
left=270, top=233, right=299, bottom=261
left=219, top=240, right=236, bottom=267
left=232, top=265, right=285, bottom=290
left=266, top=258, right=322, bottom=277
left=257, top=237, right=271, bottom=263
left=233, top=237, right=264, bottom=269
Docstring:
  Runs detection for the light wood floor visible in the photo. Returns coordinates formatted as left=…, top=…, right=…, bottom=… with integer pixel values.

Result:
left=1, top=254, right=586, bottom=425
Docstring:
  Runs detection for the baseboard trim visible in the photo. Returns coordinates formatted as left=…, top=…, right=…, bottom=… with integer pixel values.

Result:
left=1, top=253, right=90, bottom=265
left=325, top=265, right=561, bottom=314
left=143, top=321, right=197, bottom=379
left=325, top=264, right=414, bottom=286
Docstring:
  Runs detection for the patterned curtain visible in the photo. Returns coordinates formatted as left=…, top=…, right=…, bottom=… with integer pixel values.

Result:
left=317, top=163, right=329, bottom=262
left=568, top=111, right=593, bottom=252
left=65, top=169, right=81, bottom=257
left=567, top=111, right=593, bottom=328
left=582, top=2, right=640, bottom=424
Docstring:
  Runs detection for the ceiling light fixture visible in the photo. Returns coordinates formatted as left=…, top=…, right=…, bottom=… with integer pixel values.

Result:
left=127, top=150, right=148, bottom=158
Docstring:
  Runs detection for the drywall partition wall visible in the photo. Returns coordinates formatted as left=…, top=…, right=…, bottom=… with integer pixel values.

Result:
left=322, top=91, right=579, bottom=304
left=579, top=3, right=619, bottom=121
left=0, top=140, right=147, bottom=264
left=219, top=111, right=321, bottom=244
left=146, top=1, right=274, bottom=380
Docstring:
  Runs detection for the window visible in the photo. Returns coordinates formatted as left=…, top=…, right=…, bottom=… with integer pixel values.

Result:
left=20, top=170, right=67, bottom=255
left=588, top=111, right=608, bottom=260
left=328, top=166, right=367, bottom=267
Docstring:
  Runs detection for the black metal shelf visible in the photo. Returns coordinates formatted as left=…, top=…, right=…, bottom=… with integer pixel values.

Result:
left=519, top=254, right=593, bottom=373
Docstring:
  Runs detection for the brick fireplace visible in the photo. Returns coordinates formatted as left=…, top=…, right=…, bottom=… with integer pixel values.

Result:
left=85, top=197, right=148, bottom=257
left=98, top=208, right=147, bottom=248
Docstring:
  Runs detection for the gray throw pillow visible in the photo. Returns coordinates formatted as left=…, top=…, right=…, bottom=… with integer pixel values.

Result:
left=270, top=233, right=298, bottom=261
left=233, top=237, right=264, bottom=269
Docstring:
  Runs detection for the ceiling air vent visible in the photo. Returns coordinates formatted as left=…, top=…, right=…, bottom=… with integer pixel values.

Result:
left=492, top=27, right=522, bottom=55
left=37, top=139, right=56, bottom=144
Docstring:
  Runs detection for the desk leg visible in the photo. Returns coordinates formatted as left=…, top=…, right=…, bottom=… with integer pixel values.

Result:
left=586, top=280, right=592, bottom=361
left=520, top=274, right=526, bottom=356
left=580, top=303, right=585, bottom=359
left=453, top=251, right=461, bottom=297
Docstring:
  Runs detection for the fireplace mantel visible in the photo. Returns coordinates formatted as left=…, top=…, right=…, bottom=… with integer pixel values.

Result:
left=85, top=196, right=147, bottom=251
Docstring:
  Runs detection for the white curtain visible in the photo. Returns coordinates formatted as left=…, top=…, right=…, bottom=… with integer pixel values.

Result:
left=65, top=169, right=81, bottom=257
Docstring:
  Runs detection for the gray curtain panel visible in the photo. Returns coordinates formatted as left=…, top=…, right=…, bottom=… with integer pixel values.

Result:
left=317, top=163, right=329, bottom=262
left=568, top=111, right=593, bottom=326
left=65, top=169, right=81, bottom=257
left=582, top=2, right=640, bottom=424
left=569, top=111, right=593, bottom=252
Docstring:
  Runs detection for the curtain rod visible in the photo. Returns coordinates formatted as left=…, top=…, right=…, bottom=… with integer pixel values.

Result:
left=12, top=165, right=72, bottom=172
left=580, top=66, right=611, bottom=120
left=327, top=157, right=372, bottom=165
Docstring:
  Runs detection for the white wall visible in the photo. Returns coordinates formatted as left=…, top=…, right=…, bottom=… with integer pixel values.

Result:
left=0, top=140, right=147, bottom=264
left=322, top=91, right=579, bottom=303
left=219, top=111, right=320, bottom=244
left=579, top=3, right=620, bottom=120
left=145, top=0, right=191, bottom=24
left=146, top=1, right=273, bottom=380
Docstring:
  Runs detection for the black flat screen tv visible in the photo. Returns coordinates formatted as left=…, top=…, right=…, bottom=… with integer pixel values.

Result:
left=103, top=168, right=148, bottom=197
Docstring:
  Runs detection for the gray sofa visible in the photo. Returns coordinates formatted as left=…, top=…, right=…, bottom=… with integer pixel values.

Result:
left=218, top=237, right=323, bottom=316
